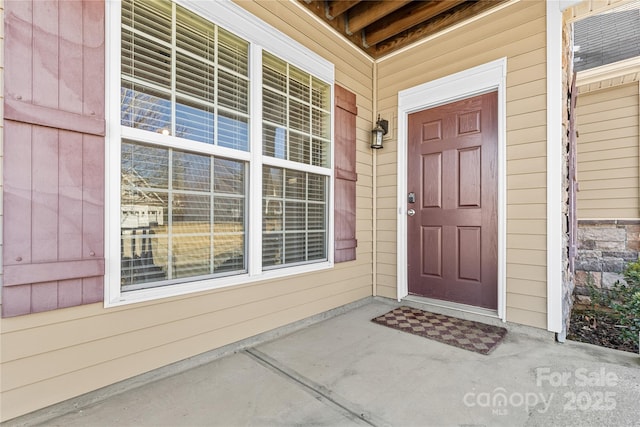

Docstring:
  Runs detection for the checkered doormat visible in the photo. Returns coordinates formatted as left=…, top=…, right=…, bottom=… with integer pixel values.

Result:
left=372, top=306, right=507, bottom=355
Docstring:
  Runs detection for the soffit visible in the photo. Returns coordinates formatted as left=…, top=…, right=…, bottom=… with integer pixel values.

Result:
left=298, top=0, right=509, bottom=59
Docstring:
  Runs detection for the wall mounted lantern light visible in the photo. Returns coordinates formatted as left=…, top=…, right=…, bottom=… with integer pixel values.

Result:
left=371, top=115, right=388, bottom=149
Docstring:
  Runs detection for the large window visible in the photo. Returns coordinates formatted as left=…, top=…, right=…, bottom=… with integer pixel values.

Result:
left=109, top=0, right=334, bottom=302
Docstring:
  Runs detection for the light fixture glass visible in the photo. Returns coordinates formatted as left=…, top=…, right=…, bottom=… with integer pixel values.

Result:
left=371, top=115, right=388, bottom=149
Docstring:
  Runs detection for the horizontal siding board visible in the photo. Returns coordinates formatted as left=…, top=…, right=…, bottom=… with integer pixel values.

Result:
left=579, top=177, right=639, bottom=190
left=578, top=146, right=637, bottom=163
left=506, top=248, right=546, bottom=266
left=507, top=172, right=546, bottom=190
left=507, top=293, right=546, bottom=313
left=507, top=307, right=546, bottom=329
left=507, top=204, right=546, bottom=219
left=507, top=141, right=546, bottom=160
left=507, top=234, right=546, bottom=251
left=579, top=166, right=638, bottom=180
left=507, top=278, right=546, bottom=297
left=578, top=136, right=638, bottom=153
left=507, top=263, right=546, bottom=281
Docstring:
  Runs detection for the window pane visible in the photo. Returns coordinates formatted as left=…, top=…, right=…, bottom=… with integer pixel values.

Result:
left=173, top=151, right=211, bottom=192
left=121, top=83, right=171, bottom=132
left=288, top=132, right=310, bottom=164
left=218, top=70, right=248, bottom=113
left=285, top=170, right=306, bottom=200
left=285, top=201, right=305, bottom=231
left=262, top=167, right=327, bottom=269
left=311, top=137, right=329, bottom=167
left=121, top=141, right=246, bottom=290
left=308, top=232, right=326, bottom=260
left=308, top=203, right=325, bottom=230
left=121, top=29, right=171, bottom=88
left=289, top=99, right=310, bottom=133
left=289, top=66, right=310, bottom=103
left=312, top=108, right=330, bottom=139
left=308, top=174, right=326, bottom=201
left=173, top=235, right=211, bottom=279
left=262, top=124, right=286, bottom=159
left=312, top=77, right=330, bottom=110
left=173, top=194, right=211, bottom=234
left=176, top=52, right=215, bottom=103
left=218, top=27, right=249, bottom=76
left=121, top=231, right=168, bottom=287
left=218, top=110, right=249, bottom=151
left=263, top=52, right=287, bottom=92
left=285, top=233, right=306, bottom=263
left=122, top=0, right=172, bottom=44
left=214, top=158, right=245, bottom=195
left=122, top=141, right=169, bottom=189
left=263, top=88, right=286, bottom=126
left=176, top=5, right=215, bottom=61
left=175, top=97, right=215, bottom=143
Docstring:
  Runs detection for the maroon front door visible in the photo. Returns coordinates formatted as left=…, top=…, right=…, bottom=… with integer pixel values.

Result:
left=407, top=92, right=498, bottom=309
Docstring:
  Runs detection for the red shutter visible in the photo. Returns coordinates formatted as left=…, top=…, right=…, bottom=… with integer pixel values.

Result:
left=2, top=0, right=106, bottom=317
left=334, top=85, right=358, bottom=262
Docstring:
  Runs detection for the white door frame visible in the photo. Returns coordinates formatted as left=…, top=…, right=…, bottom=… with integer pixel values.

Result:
left=396, top=58, right=508, bottom=321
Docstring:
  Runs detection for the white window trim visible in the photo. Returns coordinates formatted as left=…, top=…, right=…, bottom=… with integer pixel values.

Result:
left=105, top=0, right=335, bottom=307
left=396, top=58, right=508, bottom=322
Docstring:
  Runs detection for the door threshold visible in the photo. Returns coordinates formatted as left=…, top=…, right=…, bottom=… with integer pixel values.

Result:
left=402, top=295, right=502, bottom=323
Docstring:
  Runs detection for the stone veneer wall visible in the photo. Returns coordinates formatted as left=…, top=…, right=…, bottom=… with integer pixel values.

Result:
left=559, top=11, right=575, bottom=342
left=574, top=220, right=640, bottom=304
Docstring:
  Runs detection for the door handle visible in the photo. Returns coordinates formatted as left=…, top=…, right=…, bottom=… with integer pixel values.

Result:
left=407, top=209, right=416, bottom=216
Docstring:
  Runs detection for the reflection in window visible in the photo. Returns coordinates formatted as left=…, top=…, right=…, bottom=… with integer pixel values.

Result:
left=121, top=141, right=246, bottom=290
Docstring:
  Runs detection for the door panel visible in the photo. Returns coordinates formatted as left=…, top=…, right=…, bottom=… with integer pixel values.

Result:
left=422, top=153, right=442, bottom=208
left=408, top=91, right=498, bottom=309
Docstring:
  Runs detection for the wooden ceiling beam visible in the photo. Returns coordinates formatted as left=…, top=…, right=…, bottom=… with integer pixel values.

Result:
left=326, top=0, right=361, bottom=20
left=364, top=0, right=467, bottom=47
left=346, top=0, right=412, bottom=35
left=370, top=0, right=508, bottom=58
left=302, top=0, right=366, bottom=49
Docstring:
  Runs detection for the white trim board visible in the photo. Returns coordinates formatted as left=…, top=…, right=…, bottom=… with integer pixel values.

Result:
left=396, top=58, right=508, bottom=322
left=546, top=1, right=564, bottom=334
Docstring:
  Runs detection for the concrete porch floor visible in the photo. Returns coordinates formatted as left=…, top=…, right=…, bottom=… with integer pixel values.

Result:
left=10, top=299, right=640, bottom=427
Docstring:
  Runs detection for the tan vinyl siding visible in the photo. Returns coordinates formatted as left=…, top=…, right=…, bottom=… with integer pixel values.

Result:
left=0, top=1, right=374, bottom=421
left=576, top=82, right=640, bottom=219
left=375, top=0, right=548, bottom=328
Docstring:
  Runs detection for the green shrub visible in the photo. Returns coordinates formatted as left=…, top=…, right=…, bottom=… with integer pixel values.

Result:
left=591, top=261, right=640, bottom=348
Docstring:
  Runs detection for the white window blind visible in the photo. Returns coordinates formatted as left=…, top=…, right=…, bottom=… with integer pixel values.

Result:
left=121, top=0, right=250, bottom=150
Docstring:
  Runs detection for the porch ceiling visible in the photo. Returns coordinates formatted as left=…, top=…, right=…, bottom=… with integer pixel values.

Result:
left=298, top=0, right=509, bottom=59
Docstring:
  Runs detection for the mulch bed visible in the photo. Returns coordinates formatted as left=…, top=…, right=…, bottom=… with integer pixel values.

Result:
left=567, top=307, right=639, bottom=353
